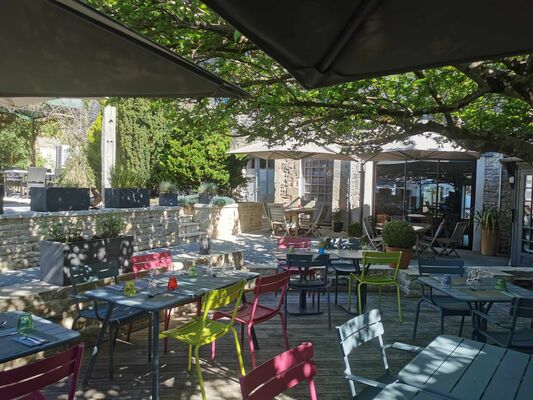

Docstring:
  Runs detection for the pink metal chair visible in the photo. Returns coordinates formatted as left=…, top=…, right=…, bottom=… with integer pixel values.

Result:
left=131, top=251, right=174, bottom=352
left=213, top=271, right=291, bottom=368
left=239, top=342, right=318, bottom=400
left=277, top=237, right=315, bottom=277
left=0, top=343, right=84, bottom=400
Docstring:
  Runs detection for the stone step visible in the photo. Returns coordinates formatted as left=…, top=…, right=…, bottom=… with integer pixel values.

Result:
left=178, top=215, right=193, bottom=224
left=176, top=230, right=207, bottom=244
left=178, top=222, right=202, bottom=235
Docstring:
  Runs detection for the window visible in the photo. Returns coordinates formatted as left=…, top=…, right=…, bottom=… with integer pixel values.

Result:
left=302, top=159, right=333, bottom=203
left=523, top=174, right=533, bottom=253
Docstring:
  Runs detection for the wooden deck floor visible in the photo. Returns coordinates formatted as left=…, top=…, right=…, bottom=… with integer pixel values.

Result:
left=42, top=290, right=526, bottom=400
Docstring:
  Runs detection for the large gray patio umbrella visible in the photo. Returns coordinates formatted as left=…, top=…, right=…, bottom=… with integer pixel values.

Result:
left=0, top=0, right=246, bottom=99
left=202, top=0, right=533, bottom=89
left=228, top=140, right=355, bottom=161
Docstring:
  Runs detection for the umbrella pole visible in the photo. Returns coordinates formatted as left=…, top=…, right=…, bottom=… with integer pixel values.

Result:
left=358, top=162, right=365, bottom=225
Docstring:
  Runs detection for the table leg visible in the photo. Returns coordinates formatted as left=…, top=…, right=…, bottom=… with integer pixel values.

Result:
left=151, top=311, right=160, bottom=399
left=83, top=303, right=114, bottom=386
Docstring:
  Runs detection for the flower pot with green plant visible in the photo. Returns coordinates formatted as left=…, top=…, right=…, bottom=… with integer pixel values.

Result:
left=332, top=208, right=344, bottom=232
left=177, top=194, right=198, bottom=214
left=39, top=214, right=133, bottom=285
left=105, top=165, right=150, bottom=208
left=158, top=181, right=178, bottom=206
left=347, top=222, right=363, bottom=238
left=474, top=208, right=502, bottom=256
left=198, top=182, right=218, bottom=204
left=382, top=220, right=417, bottom=268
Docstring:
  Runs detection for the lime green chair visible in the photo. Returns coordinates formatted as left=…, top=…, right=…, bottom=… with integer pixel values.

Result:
left=160, top=280, right=246, bottom=400
left=348, top=251, right=403, bottom=322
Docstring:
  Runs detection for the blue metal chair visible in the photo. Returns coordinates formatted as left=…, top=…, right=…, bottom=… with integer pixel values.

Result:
left=473, top=297, right=533, bottom=350
left=324, top=237, right=361, bottom=305
left=412, top=258, right=471, bottom=338
left=337, top=309, right=422, bottom=399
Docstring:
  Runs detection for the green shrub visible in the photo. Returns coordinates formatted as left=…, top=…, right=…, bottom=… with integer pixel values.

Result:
left=347, top=223, right=363, bottom=237
left=110, top=164, right=149, bottom=188
left=94, top=214, right=126, bottom=238
left=159, top=180, right=178, bottom=193
left=211, top=196, right=235, bottom=206
left=39, top=219, right=84, bottom=243
left=177, top=194, right=198, bottom=207
left=382, top=220, right=416, bottom=249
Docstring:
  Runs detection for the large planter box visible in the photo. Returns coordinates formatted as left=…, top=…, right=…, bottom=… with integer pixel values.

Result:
left=159, top=193, right=178, bottom=206
left=39, top=235, right=134, bottom=286
left=104, top=188, right=150, bottom=208
left=0, top=184, right=4, bottom=214
left=30, top=187, right=90, bottom=212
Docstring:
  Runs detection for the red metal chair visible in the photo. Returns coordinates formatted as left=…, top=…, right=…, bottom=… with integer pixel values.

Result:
left=131, top=251, right=174, bottom=352
left=0, top=343, right=84, bottom=400
left=277, top=237, right=314, bottom=277
left=213, top=270, right=290, bottom=368
left=239, top=342, right=318, bottom=400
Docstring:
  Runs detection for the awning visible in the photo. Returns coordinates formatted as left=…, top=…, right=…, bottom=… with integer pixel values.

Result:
left=203, top=0, right=533, bottom=89
left=0, top=0, right=246, bottom=99
left=357, top=133, right=480, bottom=161
left=228, top=140, right=355, bottom=161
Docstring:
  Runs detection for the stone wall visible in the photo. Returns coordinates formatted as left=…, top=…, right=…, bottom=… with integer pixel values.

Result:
left=0, top=207, right=192, bottom=271
left=482, top=153, right=513, bottom=255
left=274, top=159, right=300, bottom=204
left=193, top=202, right=263, bottom=239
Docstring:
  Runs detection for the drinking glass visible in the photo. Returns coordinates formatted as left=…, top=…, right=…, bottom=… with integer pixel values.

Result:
left=124, top=280, right=137, bottom=296
left=17, top=313, right=33, bottom=334
left=167, top=275, right=178, bottom=291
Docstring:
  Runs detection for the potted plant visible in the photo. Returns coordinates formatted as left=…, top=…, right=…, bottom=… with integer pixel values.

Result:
left=347, top=222, right=363, bottom=238
left=158, top=181, right=178, bottom=206
left=211, top=196, right=235, bottom=207
left=382, top=220, right=417, bottom=269
left=332, top=208, right=344, bottom=232
left=105, top=165, right=150, bottom=208
left=39, top=214, right=134, bottom=286
left=475, top=208, right=501, bottom=256
left=177, top=194, right=198, bottom=214
left=198, top=182, right=218, bottom=204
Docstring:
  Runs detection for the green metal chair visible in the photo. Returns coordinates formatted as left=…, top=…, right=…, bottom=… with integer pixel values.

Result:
left=348, top=251, right=403, bottom=321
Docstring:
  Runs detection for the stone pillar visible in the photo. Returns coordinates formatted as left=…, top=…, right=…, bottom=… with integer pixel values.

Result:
left=101, top=105, right=116, bottom=197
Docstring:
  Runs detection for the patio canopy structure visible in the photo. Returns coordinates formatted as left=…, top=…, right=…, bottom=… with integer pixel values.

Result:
left=228, top=140, right=355, bottom=161
left=0, top=0, right=246, bottom=100
left=203, top=0, right=533, bottom=88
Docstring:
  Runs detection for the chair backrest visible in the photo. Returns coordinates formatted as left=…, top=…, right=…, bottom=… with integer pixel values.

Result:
left=426, top=220, right=446, bottom=247
left=303, top=200, right=316, bottom=208
left=418, top=258, right=465, bottom=276
left=510, top=297, right=533, bottom=319
left=131, top=251, right=173, bottom=278
left=325, top=237, right=361, bottom=250
left=251, top=271, right=290, bottom=318
left=27, top=167, right=47, bottom=184
left=336, top=310, right=388, bottom=398
left=202, top=280, right=246, bottom=330
left=317, top=203, right=331, bottom=224
left=287, top=254, right=330, bottom=280
left=262, top=202, right=271, bottom=220
left=268, top=204, right=287, bottom=224
left=277, top=237, right=311, bottom=249
left=450, top=221, right=468, bottom=242
left=362, top=217, right=377, bottom=240
left=69, top=260, right=119, bottom=294
left=0, top=343, right=84, bottom=400
left=361, top=251, right=402, bottom=280
left=239, top=342, right=318, bottom=400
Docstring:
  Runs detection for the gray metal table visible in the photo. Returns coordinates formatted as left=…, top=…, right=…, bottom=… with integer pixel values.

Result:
left=83, top=270, right=258, bottom=399
left=417, top=276, right=533, bottom=340
left=0, top=311, right=80, bottom=364
left=399, top=335, right=533, bottom=400
left=373, top=382, right=449, bottom=400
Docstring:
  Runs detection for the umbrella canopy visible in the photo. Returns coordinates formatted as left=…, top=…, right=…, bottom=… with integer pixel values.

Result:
left=228, top=141, right=355, bottom=161
left=0, top=0, right=246, bottom=99
left=203, top=0, right=533, bottom=89
left=358, top=133, right=480, bottom=161
left=0, top=98, right=55, bottom=108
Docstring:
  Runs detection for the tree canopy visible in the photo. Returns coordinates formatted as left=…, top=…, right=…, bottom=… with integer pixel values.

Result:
left=89, top=0, right=533, bottom=160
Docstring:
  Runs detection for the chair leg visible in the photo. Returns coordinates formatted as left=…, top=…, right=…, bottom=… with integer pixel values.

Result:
left=147, top=314, right=152, bottom=363
left=440, top=311, right=445, bottom=334
left=71, top=316, right=80, bottom=330
left=357, top=283, right=363, bottom=315
left=459, top=316, right=465, bottom=337
left=327, top=289, right=331, bottom=330
left=412, top=299, right=424, bottom=339
left=108, top=325, right=115, bottom=381
left=164, top=310, right=170, bottom=355
left=348, top=276, right=353, bottom=311
left=231, top=327, right=246, bottom=376
left=211, top=340, right=216, bottom=365
left=126, top=322, right=133, bottom=342
left=247, top=324, right=257, bottom=369
left=279, top=312, right=290, bottom=350
left=396, top=284, right=403, bottom=322
left=194, top=346, right=206, bottom=400
left=187, top=344, right=193, bottom=372
left=284, top=289, right=288, bottom=327
left=335, top=272, right=339, bottom=305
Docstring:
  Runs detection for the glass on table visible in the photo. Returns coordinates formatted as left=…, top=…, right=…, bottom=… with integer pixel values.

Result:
left=167, top=275, right=179, bottom=291
left=124, top=280, right=137, bottom=296
left=17, top=312, right=33, bottom=334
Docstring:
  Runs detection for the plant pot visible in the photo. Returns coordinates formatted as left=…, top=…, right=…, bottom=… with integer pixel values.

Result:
left=481, top=228, right=498, bottom=256
left=198, top=193, right=213, bottom=204
left=105, top=188, right=150, bottom=208
left=385, top=246, right=412, bottom=269
left=39, top=235, right=134, bottom=286
left=333, top=222, right=344, bottom=232
left=159, top=192, right=178, bottom=206
left=376, top=213, right=389, bottom=224
left=30, top=187, right=90, bottom=212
